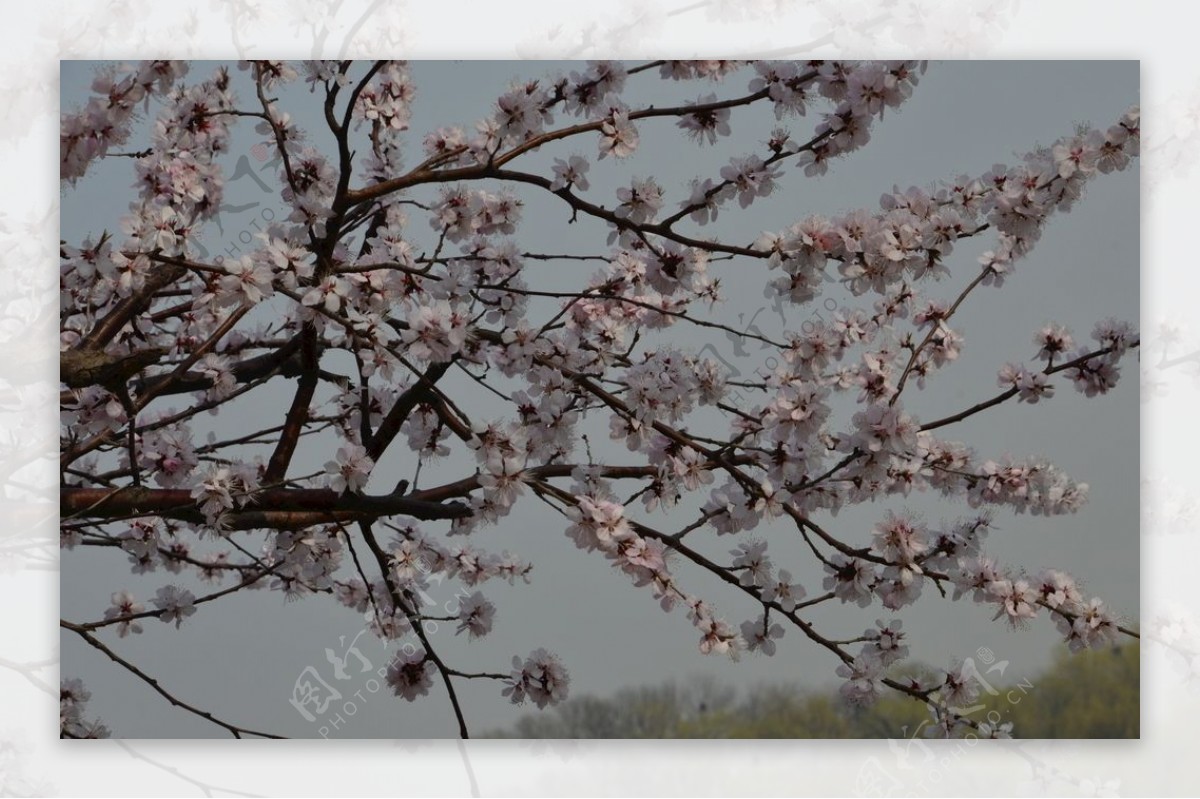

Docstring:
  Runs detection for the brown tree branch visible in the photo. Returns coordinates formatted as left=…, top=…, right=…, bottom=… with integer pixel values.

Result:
left=366, top=360, right=454, bottom=462
left=76, top=264, right=187, bottom=351
left=61, top=485, right=472, bottom=526
left=61, top=619, right=286, bottom=739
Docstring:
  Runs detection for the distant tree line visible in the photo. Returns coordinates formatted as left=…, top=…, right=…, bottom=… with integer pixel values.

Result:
left=487, top=643, right=1138, bottom=738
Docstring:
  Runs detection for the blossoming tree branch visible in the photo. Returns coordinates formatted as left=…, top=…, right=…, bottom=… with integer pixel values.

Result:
left=59, top=59, right=1140, bottom=739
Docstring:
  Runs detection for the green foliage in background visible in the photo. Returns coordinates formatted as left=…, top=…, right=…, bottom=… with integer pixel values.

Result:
left=487, top=644, right=1139, bottom=739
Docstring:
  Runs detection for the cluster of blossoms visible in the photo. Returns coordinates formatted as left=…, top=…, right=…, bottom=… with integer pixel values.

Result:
left=61, top=66, right=234, bottom=318
left=279, top=146, right=338, bottom=233
left=136, top=419, right=201, bottom=482
left=949, top=557, right=1121, bottom=651
left=456, top=591, right=496, bottom=639
left=189, top=460, right=261, bottom=527
left=401, top=301, right=471, bottom=364
left=353, top=61, right=414, bottom=133
left=997, top=361, right=1055, bottom=403
left=113, top=518, right=170, bottom=574
left=214, top=255, right=275, bottom=309
left=837, top=642, right=898, bottom=705
left=152, top=584, right=197, bottom=628
left=265, top=527, right=345, bottom=600
left=61, top=61, right=189, bottom=184
left=385, top=648, right=435, bottom=701
left=60, top=679, right=110, bottom=739
left=691, top=599, right=742, bottom=658
left=561, top=482, right=678, bottom=620
left=997, top=317, right=1140, bottom=404
left=965, top=457, right=1089, bottom=515
left=59, top=60, right=1139, bottom=737
left=503, top=648, right=571, bottom=708
left=324, top=443, right=375, bottom=495
left=1069, top=317, right=1139, bottom=397
left=819, top=514, right=994, bottom=614
left=60, top=383, right=126, bottom=439
left=383, top=522, right=531, bottom=591
left=337, top=518, right=531, bottom=640
left=429, top=187, right=524, bottom=243
left=102, top=590, right=146, bottom=637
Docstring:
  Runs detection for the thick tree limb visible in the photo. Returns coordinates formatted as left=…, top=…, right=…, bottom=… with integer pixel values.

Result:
left=61, top=485, right=473, bottom=527
left=77, top=263, right=187, bottom=351
left=135, top=333, right=306, bottom=395
left=366, top=360, right=454, bottom=461
left=264, top=326, right=321, bottom=483
left=60, top=347, right=167, bottom=391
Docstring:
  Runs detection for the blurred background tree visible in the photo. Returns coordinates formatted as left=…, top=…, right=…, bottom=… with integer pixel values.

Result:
left=487, top=643, right=1139, bottom=738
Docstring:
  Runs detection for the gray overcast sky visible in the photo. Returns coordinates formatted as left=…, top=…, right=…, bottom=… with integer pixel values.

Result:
left=60, top=60, right=1138, bottom=738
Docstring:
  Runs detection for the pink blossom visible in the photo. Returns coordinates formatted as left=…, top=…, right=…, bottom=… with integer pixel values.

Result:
left=385, top=649, right=435, bottom=701
left=503, top=649, right=570, bottom=708
left=836, top=653, right=885, bottom=704
left=324, top=444, right=374, bottom=495
left=550, top=155, right=590, bottom=192
left=598, top=109, right=639, bottom=159
left=103, top=591, right=145, bottom=638
left=217, top=255, right=274, bottom=307
left=456, top=592, right=496, bottom=639
left=741, top=616, right=784, bottom=655
left=152, top=585, right=196, bottom=628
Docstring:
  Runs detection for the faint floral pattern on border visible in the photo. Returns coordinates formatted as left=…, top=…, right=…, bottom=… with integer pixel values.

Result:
left=0, top=0, right=1192, bottom=794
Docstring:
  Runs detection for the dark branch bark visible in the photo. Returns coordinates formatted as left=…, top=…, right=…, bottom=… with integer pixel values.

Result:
left=264, top=326, right=321, bottom=483
left=78, top=264, right=187, bottom=351
left=134, top=333, right=306, bottom=396
left=61, top=485, right=473, bottom=527
left=366, top=360, right=454, bottom=461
